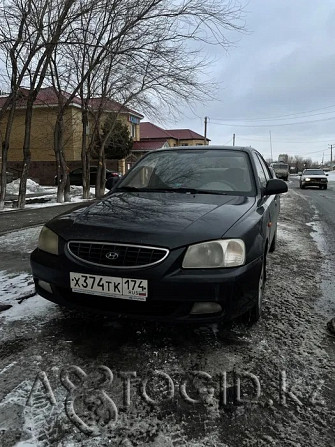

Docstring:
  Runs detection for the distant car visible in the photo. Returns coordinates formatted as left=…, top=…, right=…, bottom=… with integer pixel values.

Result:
left=5, top=171, right=14, bottom=183
left=270, top=162, right=289, bottom=181
left=54, top=166, right=122, bottom=186
left=31, top=145, right=288, bottom=326
left=299, top=169, right=328, bottom=190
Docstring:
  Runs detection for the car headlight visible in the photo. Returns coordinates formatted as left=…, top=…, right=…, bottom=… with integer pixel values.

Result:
left=182, top=239, right=245, bottom=268
left=38, top=226, right=59, bottom=255
left=305, top=177, right=310, bottom=181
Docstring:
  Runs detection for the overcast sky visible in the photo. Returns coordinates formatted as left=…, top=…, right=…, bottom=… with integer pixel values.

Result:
left=157, top=0, right=335, bottom=163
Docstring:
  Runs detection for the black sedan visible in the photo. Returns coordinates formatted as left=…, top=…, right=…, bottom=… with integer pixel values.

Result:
left=54, top=166, right=121, bottom=186
left=31, top=146, right=287, bottom=325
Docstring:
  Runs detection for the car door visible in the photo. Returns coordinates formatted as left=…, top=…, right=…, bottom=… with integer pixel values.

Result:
left=89, top=166, right=99, bottom=185
left=70, top=168, right=83, bottom=186
left=252, top=152, right=278, bottom=249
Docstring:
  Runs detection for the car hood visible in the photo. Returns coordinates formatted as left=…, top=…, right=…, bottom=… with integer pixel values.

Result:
left=302, top=174, right=327, bottom=178
left=48, top=192, right=255, bottom=249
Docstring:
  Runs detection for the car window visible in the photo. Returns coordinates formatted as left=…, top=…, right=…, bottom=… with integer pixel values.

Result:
left=253, top=154, right=268, bottom=188
left=118, top=150, right=255, bottom=195
left=256, top=153, right=271, bottom=181
left=303, top=170, right=325, bottom=175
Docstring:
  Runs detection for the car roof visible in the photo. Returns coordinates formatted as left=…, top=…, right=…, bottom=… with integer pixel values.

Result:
left=155, top=145, right=257, bottom=153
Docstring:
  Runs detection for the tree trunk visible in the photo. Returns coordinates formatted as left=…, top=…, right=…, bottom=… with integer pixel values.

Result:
left=81, top=108, right=90, bottom=199
left=17, top=98, right=35, bottom=209
left=95, top=143, right=106, bottom=199
left=0, top=103, right=17, bottom=209
left=0, top=142, right=8, bottom=210
left=54, top=114, right=70, bottom=203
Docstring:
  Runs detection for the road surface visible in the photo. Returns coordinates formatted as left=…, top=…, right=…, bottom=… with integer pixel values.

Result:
left=0, top=202, right=91, bottom=236
left=0, top=187, right=334, bottom=447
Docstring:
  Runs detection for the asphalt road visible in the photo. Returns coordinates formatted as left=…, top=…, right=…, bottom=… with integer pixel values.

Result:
left=290, top=175, right=335, bottom=230
left=289, top=175, right=335, bottom=258
left=0, top=201, right=92, bottom=236
left=0, top=184, right=334, bottom=446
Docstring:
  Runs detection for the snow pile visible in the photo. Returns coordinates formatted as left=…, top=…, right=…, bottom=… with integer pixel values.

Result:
left=326, top=170, right=335, bottom=182
left=6, top=178, right=45, bottom=194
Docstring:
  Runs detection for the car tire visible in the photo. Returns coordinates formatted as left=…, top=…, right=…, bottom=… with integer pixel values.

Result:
left=300, top=183, right=305, bottom=189
left=324, top=185, right=327, bottom=190
left=244, top=255, right=266, bottom=325
left=269, top=228, right=277, bottom=252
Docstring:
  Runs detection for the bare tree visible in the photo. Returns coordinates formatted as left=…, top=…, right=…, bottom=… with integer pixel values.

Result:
left=0, top=0, right=38, bottom=209
left=1, top=0, right=244, bottom=206
left=0, top=0, right=93, bottom=208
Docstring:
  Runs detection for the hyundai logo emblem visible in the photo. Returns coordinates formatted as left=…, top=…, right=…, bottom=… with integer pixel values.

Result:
left=105, top=251, right=119, bottom=260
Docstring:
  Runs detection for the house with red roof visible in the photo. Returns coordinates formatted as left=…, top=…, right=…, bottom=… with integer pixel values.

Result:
left=0, top=87, right=143, bottom=184
left=133, top=122, right=209, bottom=150
left=126, top=121, right=210, bottom=169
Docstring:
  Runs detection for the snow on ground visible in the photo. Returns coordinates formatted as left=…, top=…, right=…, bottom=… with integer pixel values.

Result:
left=0, top=226, right=41, bottom=252
left=1, top=179, right=99, bottom=212
left=23, top=186, right=96, bottom=209
left=0, top=189, right=334, bottom=446
left=326, top=170, right=335, bottom=182
left=0, top=271, right=57, bottom=323
left=6, top=179, right=48, bottom=194
left=0, top=226, right=60, bottom=323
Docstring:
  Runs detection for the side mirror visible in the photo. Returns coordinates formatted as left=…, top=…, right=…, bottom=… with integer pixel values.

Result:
left=326, top=174, right=329, bottom=176
left=263, top=178, right=288, bottom=196
left=106, top=176, right=121, bottom=190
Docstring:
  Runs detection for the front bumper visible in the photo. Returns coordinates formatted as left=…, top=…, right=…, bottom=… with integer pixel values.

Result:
left=301, top=179, right=327, bottom=187
left=30, top=248, right=262, bottom=323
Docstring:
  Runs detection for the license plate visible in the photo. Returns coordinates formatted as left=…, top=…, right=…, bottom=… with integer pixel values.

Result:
left=70, top=272, right=148, bottom=301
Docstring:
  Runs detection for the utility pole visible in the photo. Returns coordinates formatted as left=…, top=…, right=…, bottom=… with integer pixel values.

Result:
left=269, top=130, right=273, bottom=162
left=204, top=116, right=208, bottom=145
left=233, top=133, right=235, bottom=146
left=331, top=145, right=333, bottom=167
left=328, top=144, right=334, bottom=168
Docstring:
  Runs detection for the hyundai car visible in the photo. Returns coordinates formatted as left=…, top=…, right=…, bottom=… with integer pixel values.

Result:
left=31, top=146, right=288, bottom=325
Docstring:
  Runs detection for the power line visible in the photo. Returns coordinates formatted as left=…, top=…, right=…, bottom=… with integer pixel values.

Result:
left=210, top=116, right=335, bottom=127
left=212, top=104, right=335, bottom=122
left=236, top=136, right=335, bottom=144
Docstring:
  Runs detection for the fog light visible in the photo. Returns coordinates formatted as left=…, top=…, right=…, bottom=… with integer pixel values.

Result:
left=38, top=280, right=53, bottom=294
left=190, top=302, right=222, bottom=315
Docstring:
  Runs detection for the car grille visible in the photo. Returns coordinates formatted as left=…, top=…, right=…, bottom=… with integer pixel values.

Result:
left=67, top=241, right=169, bottom=268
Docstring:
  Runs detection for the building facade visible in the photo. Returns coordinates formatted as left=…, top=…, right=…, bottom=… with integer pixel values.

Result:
left=127, top=122, right=210, bottom=170
left=0, top=87, right=143, bottom=184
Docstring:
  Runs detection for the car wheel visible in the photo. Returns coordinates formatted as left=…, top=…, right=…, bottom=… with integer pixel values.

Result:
left=300, top=183, right=305, bottom=189
left=269, top=228, right=277, bottom=252
left=247, top=256, right=266, bottom=325
left=324, top=185, right=327, bottom=190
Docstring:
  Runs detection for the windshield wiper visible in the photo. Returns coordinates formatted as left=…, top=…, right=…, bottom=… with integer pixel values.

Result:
left=155, top=187, right=228, bottom=195
left=116, top=186, right=228, bottom=195
left=115, top=186, right=142, bottom=191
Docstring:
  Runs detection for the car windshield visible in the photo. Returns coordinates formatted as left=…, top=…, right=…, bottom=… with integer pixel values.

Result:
left=272, top=163, right=288, bottom=169
left=117, top=149, right=255, bottom=195
left=303, top=170, right=325, bottom=175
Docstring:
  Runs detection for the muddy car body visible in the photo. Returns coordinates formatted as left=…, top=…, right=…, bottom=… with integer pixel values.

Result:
left=31, top=146, right=288, bottom=324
